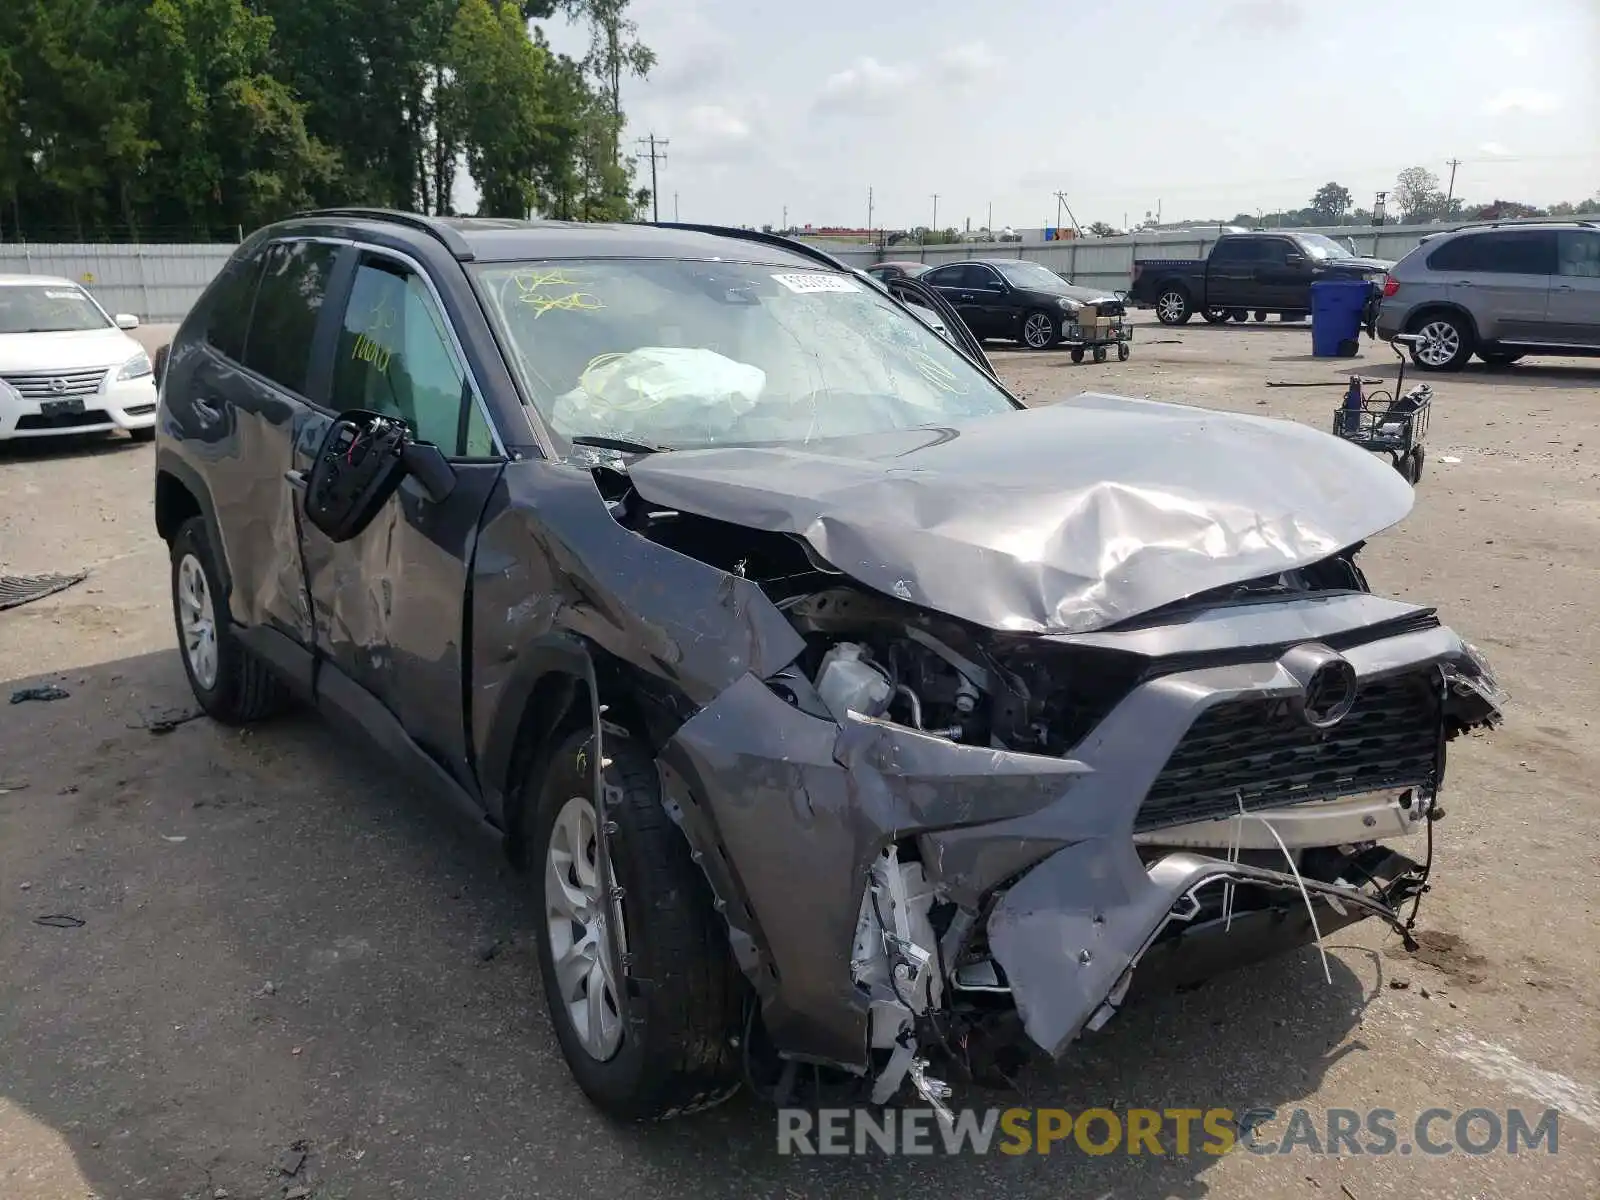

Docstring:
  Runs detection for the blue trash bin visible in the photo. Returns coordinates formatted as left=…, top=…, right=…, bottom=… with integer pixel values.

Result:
left=1310, top=279, right=1370, bottom=357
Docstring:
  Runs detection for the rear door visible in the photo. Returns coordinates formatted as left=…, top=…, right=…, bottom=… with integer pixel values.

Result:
left=1548, top=229, right=1600, bottom=346
left=1427, top=230, right=1555, bottom=342
left=292, top=248, right=504, bottom=791
left=171, top=238, right=340, bottom=649
left=1206, top=238, right=1262, bottom=308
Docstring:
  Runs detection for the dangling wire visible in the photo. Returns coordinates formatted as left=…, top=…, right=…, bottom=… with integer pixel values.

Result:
left=1237, top=791, right=1333, bottom=986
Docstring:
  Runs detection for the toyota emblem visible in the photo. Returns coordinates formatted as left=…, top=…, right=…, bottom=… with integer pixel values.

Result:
left=1302, top=659, right=1359, bottom=729
left=48, top=378, right=68, bottom=394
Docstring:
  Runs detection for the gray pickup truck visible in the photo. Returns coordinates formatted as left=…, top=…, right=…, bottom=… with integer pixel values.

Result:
left=1130, top=231, right=1391, bottom=325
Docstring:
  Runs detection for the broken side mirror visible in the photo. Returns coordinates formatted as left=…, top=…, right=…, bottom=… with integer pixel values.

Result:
left=305, top=411, right=456, bottom=543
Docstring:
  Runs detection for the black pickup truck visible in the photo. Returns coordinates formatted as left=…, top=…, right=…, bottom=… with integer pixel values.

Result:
left=1129, top=232, right=1391, bottom=325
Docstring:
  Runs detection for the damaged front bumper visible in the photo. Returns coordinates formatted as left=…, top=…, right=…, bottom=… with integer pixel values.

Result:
left=654, top=616, right=1503, bottom=1084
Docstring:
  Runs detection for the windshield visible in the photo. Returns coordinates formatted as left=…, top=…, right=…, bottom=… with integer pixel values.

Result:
left=1300, top=235, right=1356, bottom=261
left=994, top=261, right=1068, bottom=290
left=472, top=259, right=1017, bottom=451
left=0, top=284, right=112, bottom=333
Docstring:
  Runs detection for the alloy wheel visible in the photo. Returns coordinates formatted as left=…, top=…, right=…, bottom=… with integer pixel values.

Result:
left=545, top=794, right=628, bottom=1061
left=176, top=553, right=218, bottom=691
left=1415, top=320, right=1461, bottom=367
left=1157, top=292, right=1187, bottom=322
left=1023, top=312, right=1055, bottom=348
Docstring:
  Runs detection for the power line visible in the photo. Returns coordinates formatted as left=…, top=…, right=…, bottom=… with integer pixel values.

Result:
left=635, top=133, right=669, bottom=223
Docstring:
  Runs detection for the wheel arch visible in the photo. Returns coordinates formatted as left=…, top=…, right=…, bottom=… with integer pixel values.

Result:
left=1404, top=301, right=1480, bottom=342
left=154, top=453, right=233, bottom=600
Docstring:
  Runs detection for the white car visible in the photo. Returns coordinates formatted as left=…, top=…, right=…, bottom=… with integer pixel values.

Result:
left=0, top=275, right=158, bottom=442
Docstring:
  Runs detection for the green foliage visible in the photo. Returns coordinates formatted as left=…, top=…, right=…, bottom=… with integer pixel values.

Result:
left=1309, top=182, right=1352, bottom=221
left=0, top=0, right=653, bottom=238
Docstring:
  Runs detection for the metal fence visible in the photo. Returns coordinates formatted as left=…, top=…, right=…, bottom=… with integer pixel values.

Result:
left=3, top=212, right=1594, bottom=324
left=0, top=243, right=233, bottom=324
left=810, top=214, right=1600, bottom=295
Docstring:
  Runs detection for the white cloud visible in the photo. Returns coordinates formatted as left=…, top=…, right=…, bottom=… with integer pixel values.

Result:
left=815, top=57, right=917, bottom=113
left=1476, top=141, right=1511, bottom=157
left=1220, top=0, right=1305, bottom=34
left=672, top=102, right=760, bottom=164
left=1482, top=88, right=1561, bottom=115
left=937, top=41, right=1000, bottom=85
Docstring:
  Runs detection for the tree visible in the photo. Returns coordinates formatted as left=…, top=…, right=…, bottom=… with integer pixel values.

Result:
left=1085, top=221, right=1120, bottom=237
left=1393, top=166, right=1441, bottom=220
left=1467, top=199, right=1542, bottom=221
left=560, top=0, right=654, bottom=166
left=1310, top=182, right=1352, bottom=222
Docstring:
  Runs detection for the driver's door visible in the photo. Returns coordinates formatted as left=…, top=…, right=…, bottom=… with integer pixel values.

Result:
left=291, top=249, right=503, bottom=791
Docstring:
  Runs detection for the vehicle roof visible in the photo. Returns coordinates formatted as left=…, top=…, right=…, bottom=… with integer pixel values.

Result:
left=871, top=260, right=927, bottom=267
left=1435, top=219, right=1597, bottom=235
left=0, top=274, right=81, bottom=287
left=269, top=210, right=830, bottom=269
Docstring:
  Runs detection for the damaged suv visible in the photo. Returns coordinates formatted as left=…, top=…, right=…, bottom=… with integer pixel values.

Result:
left=153, top=210, right=1504, bottom=1121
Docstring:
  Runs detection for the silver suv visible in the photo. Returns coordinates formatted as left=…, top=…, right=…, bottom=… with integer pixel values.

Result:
left=1376, top=221, right=1600, bottom=371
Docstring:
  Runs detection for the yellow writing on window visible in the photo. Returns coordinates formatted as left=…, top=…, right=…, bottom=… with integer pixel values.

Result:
left=351, top=330, right=393, bottom=373
left=513, top=269, right=605, bottom=318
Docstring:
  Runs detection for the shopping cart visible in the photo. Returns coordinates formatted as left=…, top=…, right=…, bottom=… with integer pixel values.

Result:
left=1331, top=333, right=1433, bottom=485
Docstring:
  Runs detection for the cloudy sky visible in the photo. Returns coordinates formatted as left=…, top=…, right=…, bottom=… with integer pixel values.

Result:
left=536, top=0, right=1599, bottom=230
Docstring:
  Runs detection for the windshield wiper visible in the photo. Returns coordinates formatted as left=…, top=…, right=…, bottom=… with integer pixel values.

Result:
left=569, top=434, right=671, bottom=455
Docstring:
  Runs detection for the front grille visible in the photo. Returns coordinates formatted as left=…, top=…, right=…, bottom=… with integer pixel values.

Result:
left=1136, top=669, right=1440, bottom=832
left=2, top=368, right=107, bottom=399
left=16, top=409, right=111, bottom=431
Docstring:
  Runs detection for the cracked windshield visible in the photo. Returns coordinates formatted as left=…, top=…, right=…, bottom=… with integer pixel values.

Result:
left=473, top=260, right=1015, bottom=449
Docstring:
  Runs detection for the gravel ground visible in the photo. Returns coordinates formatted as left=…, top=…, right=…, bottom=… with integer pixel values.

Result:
left=1, top=317, right=1596, bottom=1200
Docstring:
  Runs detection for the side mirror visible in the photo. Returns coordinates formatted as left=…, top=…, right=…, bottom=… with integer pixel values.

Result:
left=305, top=411, right=455, bottom=542
left=115, top=313, right=140, bottom=330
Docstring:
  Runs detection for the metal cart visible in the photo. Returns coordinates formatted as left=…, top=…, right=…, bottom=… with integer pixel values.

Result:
left=1065, top=308, right=1132, bottom=363
left=1331, top=333, right=1433, bottom=485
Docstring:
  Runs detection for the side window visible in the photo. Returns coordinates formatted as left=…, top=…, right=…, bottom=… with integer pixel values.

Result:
left=1557, top=231, right=1600, bottom=278
left=331, top=257, right=494, bottom=456
left=1429, top=231, right=1555, bottom=275
left=1211, top=239, right=1258, bottom=263
left=971, top=266, right=1003, bottom=289
left=203, top=252, right=264, bottom=361
left=1263, top=240, right=1295, bottom=265
left=923, top=266, right=961, bottom=288
left=243, top=240, right=338, bottom=395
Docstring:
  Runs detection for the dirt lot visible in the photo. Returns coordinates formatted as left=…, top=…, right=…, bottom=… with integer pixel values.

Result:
left=2, top=317, right=1597, bottom=1200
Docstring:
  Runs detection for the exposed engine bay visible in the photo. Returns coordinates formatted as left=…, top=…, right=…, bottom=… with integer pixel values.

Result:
left=589, top=453, right=1506, bottom=1113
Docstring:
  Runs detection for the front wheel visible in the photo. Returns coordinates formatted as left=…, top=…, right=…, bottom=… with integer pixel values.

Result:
left=1409, top=313, right=1474, bottom=372
left=530, top=724, right=743, bottom=1121
left=1229, top=309, right=1249, bottom=322
left=1116, top=341, right=1130, bottom=361
left=1019, top=310, right=1061, bottom=349
left=1070, top=346, right=1085, bottom=364
left=1253, top=310, right=1268, bottom=322
left=1156, top=289, right=1192, bottom=325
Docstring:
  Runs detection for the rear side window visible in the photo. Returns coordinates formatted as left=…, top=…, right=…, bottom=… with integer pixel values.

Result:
left=1557, top=230, right=1600, bottom=278
left=1211, top=239, right=1263, bottom=263
left=1426, top=231, right=1556, bottom=275
left=203, top=253, right=263, bottom=361
left=242, top=240, right=339, bottom=395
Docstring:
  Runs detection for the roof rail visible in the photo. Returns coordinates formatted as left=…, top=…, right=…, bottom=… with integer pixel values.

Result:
left=288, top=207, right=475, bottom=260
left=647, top=222, right=856, bottom=272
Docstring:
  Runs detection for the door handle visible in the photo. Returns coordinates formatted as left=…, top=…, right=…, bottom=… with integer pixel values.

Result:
left=1455, top=281, right=1474, bottom=287
left=284, top=469, right=306, bottom=491
left=193, top=394, right=221, bottom=415
left=958, top=293, right=974, bottom=301
left=1556, top=283, right=1576, bottom=291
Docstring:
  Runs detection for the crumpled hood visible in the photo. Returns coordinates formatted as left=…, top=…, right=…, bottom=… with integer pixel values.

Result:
left=625, top=394, right=1415, bottom=634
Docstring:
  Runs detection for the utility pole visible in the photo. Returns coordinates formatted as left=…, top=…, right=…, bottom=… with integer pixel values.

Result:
left=635, top=133, right=669, bottom=222
left=782, top=205, right=787, bottom=232
left=1054, top=191, right=1082, bottom=237
left=1444, top=158, right=1462, bottom=216
left=867, top=186, right=873, bottom=237
left=673, top=192, right=679, bottom=221
left=986, top=200, right=992, bottom=234
left=930, top=193, right=940, bottom=237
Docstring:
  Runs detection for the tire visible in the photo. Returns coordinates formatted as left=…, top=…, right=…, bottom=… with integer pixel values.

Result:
left=1410, top=445, right=1426, bottom=483
left=1407, top=311, right=1474, bottom=372
left=1229, top=309, right=1249, bottom=322
left=1155, top=288, right=1192, bottom=325
left=1018, top=309, right=1061, bottom=349
left=1093, top=345, right=1107, bottom=363
left=1253, top=310, right=1268, bottom=322
left=1117, top=341, right=1130, bottom=361
left=1283, top=311, right=1308, bottom=322
left=530, top=724, right=743, bottom=1121
left=128, top=425, right=156, bottom=443
left=169, top=517, right=291, bottom=724
left=1201, top=309, right=1228, bottom=324
left=1477, top=350, right=1523, bottom=367
left=1070, top=347, right=1085, bottom=364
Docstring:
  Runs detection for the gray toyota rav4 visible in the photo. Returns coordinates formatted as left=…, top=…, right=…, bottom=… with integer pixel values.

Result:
left=153, top=209, right=1504, bottom=1121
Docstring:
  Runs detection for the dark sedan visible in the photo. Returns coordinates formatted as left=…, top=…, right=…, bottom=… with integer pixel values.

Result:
left=921, top=258, right=1123, bottom=348
left=865, top=260, right=931, bottom=284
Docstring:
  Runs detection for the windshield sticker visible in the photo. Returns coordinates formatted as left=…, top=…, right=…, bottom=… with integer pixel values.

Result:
left=513, top=269, right=606, bottom=318
left=771, top=272, right=860, bottom=295
left=44, top=290, right=82, bottom=300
